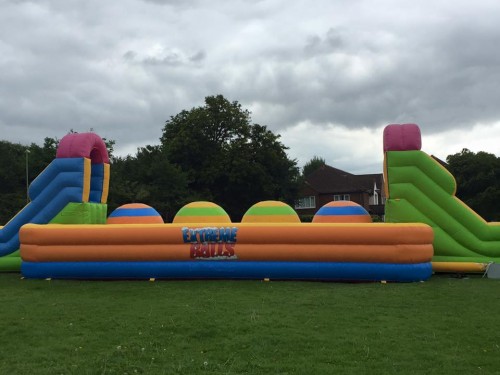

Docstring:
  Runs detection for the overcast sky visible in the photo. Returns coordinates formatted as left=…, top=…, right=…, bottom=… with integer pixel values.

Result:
left=1, top=0, right=500, bottom=173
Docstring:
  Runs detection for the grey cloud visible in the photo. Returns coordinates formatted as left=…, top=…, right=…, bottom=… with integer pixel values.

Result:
left=210, top=19, right=500, bottom=136
left=305, top=28, right=344, bottom=56
left=122, top=48, right=206, bottom=66
left=2, top=0, right=500, bottom=159
left=140, top=0, right=202, bottom=9
left=190, top=50, right=206, bottom=62
left=123, top=50, right=137, bottom=60
left=141, top=0, right=178, bottom=4
left=143, top=53, right=183, bottom=66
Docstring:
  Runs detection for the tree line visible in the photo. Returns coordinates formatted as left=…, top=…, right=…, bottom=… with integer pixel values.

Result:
left=0, top=95, right=300, bottom=223
left=446, top=149, right=500, bottom=221
left=1, top=95, right=499, bottom=224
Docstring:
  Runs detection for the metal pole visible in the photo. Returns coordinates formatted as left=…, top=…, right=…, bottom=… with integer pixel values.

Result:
left=26, top=149, right=30, bottom=204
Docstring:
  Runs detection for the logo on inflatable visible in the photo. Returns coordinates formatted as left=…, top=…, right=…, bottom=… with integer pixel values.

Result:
left=182, top=226, right=238, bottom=259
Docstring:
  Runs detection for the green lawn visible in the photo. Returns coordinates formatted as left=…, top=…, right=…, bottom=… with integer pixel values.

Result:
left=0, top=273, right=499, bottom=374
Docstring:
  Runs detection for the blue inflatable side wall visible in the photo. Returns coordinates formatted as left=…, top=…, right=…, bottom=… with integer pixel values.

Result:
left=0, top=158, right=87, bottom=256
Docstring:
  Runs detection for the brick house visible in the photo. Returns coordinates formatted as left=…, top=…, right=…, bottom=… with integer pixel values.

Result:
left=295, top=165, right=385, bottom=219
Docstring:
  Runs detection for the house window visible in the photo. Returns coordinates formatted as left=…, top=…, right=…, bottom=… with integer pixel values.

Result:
left=295, top=196, right=316, bottom=209
left=333, top=194, right=350, bottom=201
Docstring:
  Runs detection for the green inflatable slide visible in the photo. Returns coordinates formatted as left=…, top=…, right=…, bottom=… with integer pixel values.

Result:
left=384, top=124, right=500, bottom=272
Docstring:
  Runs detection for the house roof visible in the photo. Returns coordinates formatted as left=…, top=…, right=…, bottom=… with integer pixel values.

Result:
left=431, top=155, right=448, bottom=169
left=305, top=164, right=383, bottom=194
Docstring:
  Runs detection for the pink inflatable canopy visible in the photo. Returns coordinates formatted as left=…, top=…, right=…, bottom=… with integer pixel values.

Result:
left=56, top=132, right=110, bottom=164
left=383, top=123, right=422, bottom=152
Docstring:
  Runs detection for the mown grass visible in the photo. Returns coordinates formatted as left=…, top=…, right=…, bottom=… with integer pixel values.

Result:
left=0, top=273, right=499, bottom=374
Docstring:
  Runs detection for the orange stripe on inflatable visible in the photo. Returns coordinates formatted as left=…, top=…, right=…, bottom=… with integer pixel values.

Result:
left=107, top=216, right=164, bottom=224
left=20, top=223, right=433, bottom=246
left=172, top=216, right=232, bottom=223
left=183, top=202, right=222, bottom=208
left=101, top=163, right=110, bottom=204
left=118, top=203, right=151, bottom=209
left=432, top=262, right=487, bottom=273
left=82, top=158, right=91, bottom=202
left=21, top=243, right=433, bottom=263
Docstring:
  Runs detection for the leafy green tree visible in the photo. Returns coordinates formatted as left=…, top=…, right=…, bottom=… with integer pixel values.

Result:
left=218, top=123, right=300, bottom=218
left=446, top=148, right=500, bottom=221
left=302, top=156, right=326, bottom=177
left=108, top=146, right=189, bottom=221
left=161, top=95, right=251, bottom=197
left=0, top=141, right=26, bottom=224
left=0, top=138, right=58, bottom=224
left=0, top=100, right=299, bottom=224
left=160, top=95, right=299, bottom=220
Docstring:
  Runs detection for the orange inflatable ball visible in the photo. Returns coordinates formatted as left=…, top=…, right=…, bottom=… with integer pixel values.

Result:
left=312, top=201, right=372, bottom=223
left=242, top=201, right=301, bottom=223
left=107, top=203, right=164, bottom=224
left=173, top=201, right=231, bottom=224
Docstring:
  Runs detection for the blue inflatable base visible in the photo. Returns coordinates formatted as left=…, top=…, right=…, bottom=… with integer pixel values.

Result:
left=22, top=261, right=433, bottom=282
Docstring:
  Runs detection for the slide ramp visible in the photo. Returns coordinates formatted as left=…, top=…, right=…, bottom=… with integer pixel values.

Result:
left=384, top=124, right=500, bottom=269
left=0, top=133, right=109, bottom=267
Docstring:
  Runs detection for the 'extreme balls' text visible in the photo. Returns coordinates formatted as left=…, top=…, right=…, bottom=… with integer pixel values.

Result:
left=182, top=226, right=238, bottom=259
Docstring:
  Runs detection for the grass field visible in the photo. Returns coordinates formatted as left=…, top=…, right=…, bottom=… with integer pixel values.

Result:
left=0, top=273, right=499, bottom=375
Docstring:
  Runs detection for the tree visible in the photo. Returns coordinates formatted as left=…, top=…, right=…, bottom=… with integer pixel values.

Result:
left=446, top=148, right=500, bottom=221
left=108, top=146, right=189, bottom=221
left=302, top=156, right=326, bottom=177
left=161, top=95, right=251, bottom=197
left=0, top=138, right=58, bottom=224
left=218, top=123, right=300, bottom=218
left=0, top=141, right=26, bottom=224
left=160, top=95, right=300, bottom=220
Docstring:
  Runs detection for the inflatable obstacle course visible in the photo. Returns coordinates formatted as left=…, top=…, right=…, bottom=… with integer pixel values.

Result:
left=4, top=130, right=436, bottom=281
